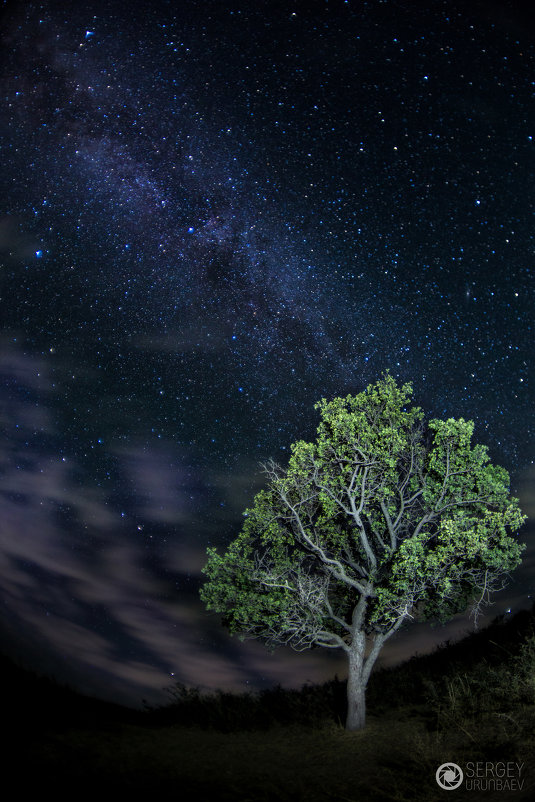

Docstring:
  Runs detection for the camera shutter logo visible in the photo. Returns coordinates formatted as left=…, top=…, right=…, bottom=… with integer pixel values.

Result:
left=436, top=763, right=464, bottom=790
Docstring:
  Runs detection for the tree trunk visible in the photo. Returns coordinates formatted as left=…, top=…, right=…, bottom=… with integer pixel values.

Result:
left=345, top=641, right=367, bottom=731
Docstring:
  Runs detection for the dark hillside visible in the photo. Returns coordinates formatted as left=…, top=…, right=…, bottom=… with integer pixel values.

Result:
left=2, top=606, right=534, bottom=799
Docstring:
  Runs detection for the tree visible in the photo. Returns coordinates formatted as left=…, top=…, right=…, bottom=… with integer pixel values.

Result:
left=200, top=375, right=525, bottom=730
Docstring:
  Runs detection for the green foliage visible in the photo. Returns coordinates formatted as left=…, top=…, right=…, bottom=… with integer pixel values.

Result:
left=201, top=374, right=525, bottom=658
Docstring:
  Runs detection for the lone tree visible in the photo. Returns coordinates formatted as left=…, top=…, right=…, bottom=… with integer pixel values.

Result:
left=201, top=375, right=525, bottom=730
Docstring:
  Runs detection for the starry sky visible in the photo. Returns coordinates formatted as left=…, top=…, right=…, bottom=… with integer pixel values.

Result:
left=1, top=0, right=533, bottom=707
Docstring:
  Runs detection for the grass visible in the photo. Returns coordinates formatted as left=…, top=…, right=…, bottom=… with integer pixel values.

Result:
left=4, top=606, right=535, bottom=800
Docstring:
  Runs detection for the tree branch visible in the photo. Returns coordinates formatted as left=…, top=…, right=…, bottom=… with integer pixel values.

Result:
left=275, top=486, right=370, bottom=594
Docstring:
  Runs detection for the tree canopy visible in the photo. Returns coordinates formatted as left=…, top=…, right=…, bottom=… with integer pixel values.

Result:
left=200, top=375, right=525, bottom=729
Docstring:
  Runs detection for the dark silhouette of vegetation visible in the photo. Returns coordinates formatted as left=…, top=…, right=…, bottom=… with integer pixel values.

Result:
left=3, top=606, right=535, bottom=799
left=147, top=607, right=535, bottom=733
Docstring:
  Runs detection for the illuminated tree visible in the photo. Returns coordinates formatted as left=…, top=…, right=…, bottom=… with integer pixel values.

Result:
left=201, top=375, right=525, bottom=730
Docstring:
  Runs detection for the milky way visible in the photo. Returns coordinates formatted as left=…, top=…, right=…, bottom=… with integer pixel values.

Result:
left=1, top=0, right=533, bottom=706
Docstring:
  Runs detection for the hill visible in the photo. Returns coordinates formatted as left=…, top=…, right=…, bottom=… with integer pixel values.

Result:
left=3, top=606, right=535, bottom=800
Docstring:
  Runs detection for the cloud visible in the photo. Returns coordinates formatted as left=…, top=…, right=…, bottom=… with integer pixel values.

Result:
left=113, top=440, right=202, bottom=525
left=0, top=216, right=41, bottom=262
left=0, top=346, right=271, bottom=704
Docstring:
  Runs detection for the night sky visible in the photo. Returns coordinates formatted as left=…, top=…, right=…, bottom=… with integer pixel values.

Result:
left=1, top=0, right=533, bottom=708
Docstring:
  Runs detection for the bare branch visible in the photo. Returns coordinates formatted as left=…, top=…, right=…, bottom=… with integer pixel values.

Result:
left=274, top=485, right=370, bottom=594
